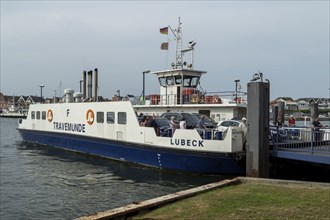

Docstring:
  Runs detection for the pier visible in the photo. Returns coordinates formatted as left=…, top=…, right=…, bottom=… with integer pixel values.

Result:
left=270, top=127, right=330, bottom=165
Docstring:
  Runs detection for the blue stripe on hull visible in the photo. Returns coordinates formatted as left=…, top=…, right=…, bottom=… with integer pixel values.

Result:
left=18, top=129, right=245, bottom=175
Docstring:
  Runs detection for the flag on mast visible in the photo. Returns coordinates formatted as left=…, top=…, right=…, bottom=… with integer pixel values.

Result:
left=160, top=27, right=168, bottom=34
left=161, top=42, right=169, bottom=50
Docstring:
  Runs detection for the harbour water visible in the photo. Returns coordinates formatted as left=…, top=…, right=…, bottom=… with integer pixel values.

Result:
left=0, top=118, right=225, bottom=219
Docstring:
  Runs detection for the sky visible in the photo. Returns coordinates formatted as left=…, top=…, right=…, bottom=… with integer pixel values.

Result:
left=1, top=1, right=329, bottom=100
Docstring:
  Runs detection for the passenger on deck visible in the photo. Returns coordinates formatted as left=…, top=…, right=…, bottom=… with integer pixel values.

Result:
left=169, top=116, right=178, bottom=133
left=139, top=116, right=148, bottom=126
left=146, top=115, right=158, bottom=133
left=196, top=115, right=207, bottom=137
left=196, top=115, right=207, bottom=129
left=239, top=117, right=247, bottom=148
left=288, top=115, right=296, bottom=126
left=179, top=120, right=186, bottom=129
left=239, top=117, right=247, bottom=128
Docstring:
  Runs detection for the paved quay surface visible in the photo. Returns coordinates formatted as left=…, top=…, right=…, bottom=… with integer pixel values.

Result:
left=76, top=177, right=330, bottom=220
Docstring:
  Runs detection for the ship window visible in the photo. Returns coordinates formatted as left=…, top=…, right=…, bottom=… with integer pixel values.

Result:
left=42, top=111, right=46, bottom=120
left=118, top=112, right=127, bottom=124
left=191, top=76, right=200, bottom=87
left=166, top=76, right=174, bottom=86
left=183, top=77, right=191, bottom=87
left=174, top=75, right=182, bottom=85
left=183, top=76, right=200, bottom=88
left=31, top=111, right=35, bottom=119
left=36, top=111, right=41, bottom=120
left=107, top=112, right=115, bottom=124
left=97, top=112, right=104, bottom=123
left=158, top=77, right=166, bottom=87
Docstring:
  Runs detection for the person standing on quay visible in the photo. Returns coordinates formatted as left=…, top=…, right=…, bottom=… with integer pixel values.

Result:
left=275, top=117, right=283, bottom=127
left=312, top=117, right=324, bottom=142
left=288, top=115, right=296, bottom=126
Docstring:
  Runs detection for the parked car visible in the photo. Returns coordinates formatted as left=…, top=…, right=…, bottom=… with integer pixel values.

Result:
left=192, top=113, right=217, bottom=128
left=154, top=118, right=171, bottom=136
left=161, top=112, right=199, bottom=129
left=217, top=120, right=240, bottom=131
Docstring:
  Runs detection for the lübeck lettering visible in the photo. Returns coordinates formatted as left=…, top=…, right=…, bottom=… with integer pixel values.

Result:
left=53, top=122, right=86, bottom=133
left=170, top=139, right=204, bottom=147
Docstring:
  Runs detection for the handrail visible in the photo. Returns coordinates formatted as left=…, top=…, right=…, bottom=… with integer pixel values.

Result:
left=271, top=126, right=330, bottom=155
left=136, top=91, right=247, bottom=106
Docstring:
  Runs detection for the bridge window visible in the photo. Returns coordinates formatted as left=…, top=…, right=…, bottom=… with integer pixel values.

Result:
left=97, top=112, right=104, bottom=123
left=158, top=77, right=166, bottom=87
left=31, top=111, right=35, bottom=119
left=166, top=76, right=174, bottom=85
left=36, top=111, right=40, bottom=120
left=174, top=75, right=182, bottom=84
left=118, top=112, right=127, bottom=124
left=107, top=112, right=115, bottom=124
left=183, top=76, right=200, bottom=87
left=158, top=75, right=200, bottom=87
left=191, top=76, right=200, bottom=87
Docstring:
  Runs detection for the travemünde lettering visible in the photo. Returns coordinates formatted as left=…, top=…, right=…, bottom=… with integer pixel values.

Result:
left=53, top=122, right=86, bottom=133
left=170, top=139, right=204, bottom=147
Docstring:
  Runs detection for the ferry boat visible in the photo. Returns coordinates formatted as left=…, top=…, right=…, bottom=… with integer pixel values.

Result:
left=17, top=19, right=247, bottom=175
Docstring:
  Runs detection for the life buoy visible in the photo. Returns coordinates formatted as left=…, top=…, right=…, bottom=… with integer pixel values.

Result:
left=47, top=109, right=53, bottom=122
left=86, top=109, right=95, bottom=125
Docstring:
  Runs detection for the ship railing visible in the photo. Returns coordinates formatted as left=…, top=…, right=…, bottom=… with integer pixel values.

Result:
left=137, top=91, right=247, bottom=106
left=271, top=126, right=330, bottom=155
left=163, top=127, right=224, bottom=140
left=194, top=128, right=224, bottom=140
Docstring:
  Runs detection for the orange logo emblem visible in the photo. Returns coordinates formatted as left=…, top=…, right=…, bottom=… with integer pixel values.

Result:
left=86, top=109, right=94, bottom=125
left=47, top=109, right=53, bottom=122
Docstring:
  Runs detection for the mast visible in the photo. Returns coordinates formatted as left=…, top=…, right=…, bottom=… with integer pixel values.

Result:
left=169, top=17, right=196, bottom=69
left=174, top=17, right=182, bottom=69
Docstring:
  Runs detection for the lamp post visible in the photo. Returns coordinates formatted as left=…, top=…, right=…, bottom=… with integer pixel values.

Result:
left=40, top=84, right=45, bottom=102
left=234, top=79, right=240, bottom=103
left=142, top=70, right=150, bottom=101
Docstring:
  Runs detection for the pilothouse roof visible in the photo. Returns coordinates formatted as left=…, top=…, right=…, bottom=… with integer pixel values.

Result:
left=152, top=68, right=206, bottom=78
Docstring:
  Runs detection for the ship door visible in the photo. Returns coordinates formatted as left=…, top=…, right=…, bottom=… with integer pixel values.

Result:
left=177, top=86, right=181, bottom=104
left=116, top=112, right=127, bottom=140
left=105, top=111, right=116, bottom=139
left=199, top=110, right=210, bottom=117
